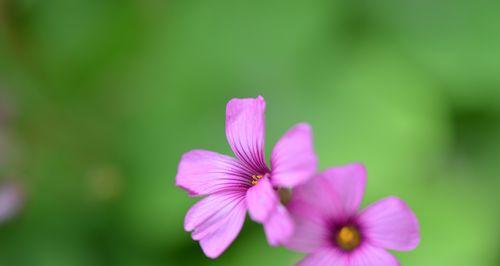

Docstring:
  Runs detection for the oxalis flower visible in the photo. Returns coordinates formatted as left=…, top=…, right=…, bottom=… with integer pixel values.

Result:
left=176, top=96, right=317, bottom=258
left=286, top=163, right=420, bottom=266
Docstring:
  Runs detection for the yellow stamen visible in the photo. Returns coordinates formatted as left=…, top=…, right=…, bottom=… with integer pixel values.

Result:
left=251, top=175, right=263, bottom=186
left=336, top=226, right=361, bottom=251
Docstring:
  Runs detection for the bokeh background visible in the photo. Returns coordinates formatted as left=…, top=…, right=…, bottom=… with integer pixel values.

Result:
left=1, top=0, right=500, bottom=265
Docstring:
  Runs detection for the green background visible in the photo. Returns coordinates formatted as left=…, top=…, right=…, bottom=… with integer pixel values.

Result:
left=1, top=0, right=500, bottom=265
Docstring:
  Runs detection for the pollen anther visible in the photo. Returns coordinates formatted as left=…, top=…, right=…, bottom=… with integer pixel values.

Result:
left=251, top=175, right=263, bottom=186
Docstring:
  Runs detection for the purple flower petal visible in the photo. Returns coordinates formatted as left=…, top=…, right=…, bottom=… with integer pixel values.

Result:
left=284, top=205, right=330, bottom=252
left=270, top=123, right=317, bottom=188
left=297, top=247, right=346, bottom=266
left=225, top=96, right=268, bottom=174
left=358, top=197, right=420, bottom=251
left=289, top=164, right=366, bottom=223
left=263, top=204, right=294, bottom=246
left=246, top=175, right=278, bottom=222
left=288, top=173, right=343, bottom=223
left=176, top=150, right=252, bottom=196
left=321, top=163, right=366, bottom=218
left=184, top=191, right=246, bottom=258
left=347, top=244, right=400, bottom=266
left=298, top=244, right=400, bottom=266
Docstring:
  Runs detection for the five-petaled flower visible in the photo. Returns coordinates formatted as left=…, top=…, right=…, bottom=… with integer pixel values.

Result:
left=286, top=163, right=420, bottom=266
left=176, top=96, right=317, bottom=258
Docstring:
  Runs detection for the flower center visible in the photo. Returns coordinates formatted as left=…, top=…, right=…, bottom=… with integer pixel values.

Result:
left=336, top=225, right=361, bottom=251
left=251, top=175, right=263, bottom=186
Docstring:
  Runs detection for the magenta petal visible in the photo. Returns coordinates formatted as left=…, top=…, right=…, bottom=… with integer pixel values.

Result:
left=322, top=163, right=366, bottom=218
left=285, top=203, right=330, bottom=253
left=246, top=176, right=278, bottom=222
left=289, top=164, right=366, bottom=222
left=225, top=96, right=268, bottom=173
left=358, top=196, right=420, bottom=251
left=297, top=248, right=347, bottom=266
left=298, top=245, right=399, bottom=266
left=347, top=244, right=400, bottom=266
left=263, top=204, right=294, bottom=246
left=176, top=150, right=251, bottom=196
left=184, top=191, right=247, bottom=259
left=270, top=123, right=317, bottom=188
left=198, top=205, right=246, bottom=259
left=288, top=173, right=343, bottom=223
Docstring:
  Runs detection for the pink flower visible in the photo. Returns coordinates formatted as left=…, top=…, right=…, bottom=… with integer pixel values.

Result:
left=176, top=96, right=317, bottom=258
left=286, top=163, right=420, bottom=266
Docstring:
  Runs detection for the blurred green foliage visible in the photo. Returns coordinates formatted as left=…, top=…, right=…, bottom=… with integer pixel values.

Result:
left=1, top=0, right=500, bottom=265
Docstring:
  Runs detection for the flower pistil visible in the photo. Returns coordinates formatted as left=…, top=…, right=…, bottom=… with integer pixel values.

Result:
left=336, top=225, right=361, bottom=251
